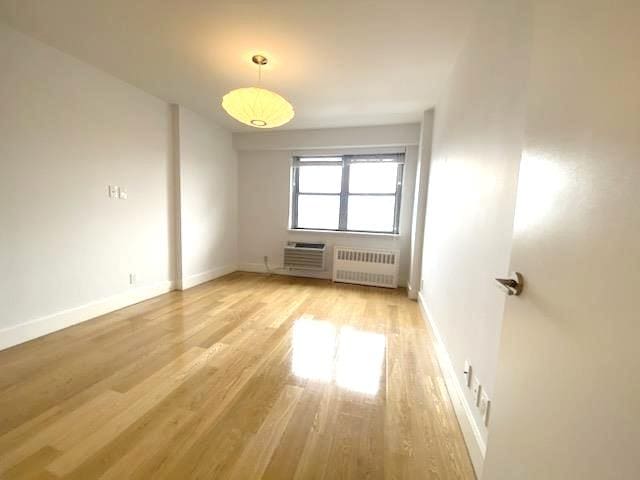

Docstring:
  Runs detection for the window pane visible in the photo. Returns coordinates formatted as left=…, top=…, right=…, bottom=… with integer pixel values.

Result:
left=349, top=163, right=398, bottom=193
left=347, top=195, right=396, bottom=232
left=299, top=165, right=342, bottom=193
left=297, top=195, right=340, bottom=230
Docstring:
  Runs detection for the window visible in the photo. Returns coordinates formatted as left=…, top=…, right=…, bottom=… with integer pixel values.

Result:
left=290, top=154, right=404, bottom=234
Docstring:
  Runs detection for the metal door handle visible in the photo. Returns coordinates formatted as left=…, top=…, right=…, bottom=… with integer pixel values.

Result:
left=495, top=272, right=523, bottom=296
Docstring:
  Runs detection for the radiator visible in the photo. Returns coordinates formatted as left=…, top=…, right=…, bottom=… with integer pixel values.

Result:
left=332, top=246, right=400, bottom=288
left=284, top=242, right=326, bottom=271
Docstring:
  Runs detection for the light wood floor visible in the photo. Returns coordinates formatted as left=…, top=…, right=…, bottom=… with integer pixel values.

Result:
left=0, top=272, right=475, bottom=479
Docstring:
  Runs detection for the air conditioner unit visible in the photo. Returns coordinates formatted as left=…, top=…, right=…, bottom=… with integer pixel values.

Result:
left=333, top=246, right=400, bottom=288
left=284, top=242, right=326, bottom=271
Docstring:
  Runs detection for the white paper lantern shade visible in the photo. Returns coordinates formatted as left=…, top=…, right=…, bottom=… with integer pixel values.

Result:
left=222, top=86, right=294, bottom=129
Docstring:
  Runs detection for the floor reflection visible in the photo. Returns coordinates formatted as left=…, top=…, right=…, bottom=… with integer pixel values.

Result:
left=292, top=317, right=386, bottom=395
left=292, top=317, right=337, bottom=382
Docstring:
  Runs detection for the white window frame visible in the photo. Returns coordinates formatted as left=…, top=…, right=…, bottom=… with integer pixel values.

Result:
left=290, top=153, right=405, bottom=234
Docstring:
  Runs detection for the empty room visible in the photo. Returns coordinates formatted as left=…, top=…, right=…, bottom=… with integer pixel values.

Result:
left=1, top=1, right=638, bottom=479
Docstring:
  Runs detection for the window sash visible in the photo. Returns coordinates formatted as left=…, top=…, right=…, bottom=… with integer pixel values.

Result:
left=291, top=154, right=404, bottom=234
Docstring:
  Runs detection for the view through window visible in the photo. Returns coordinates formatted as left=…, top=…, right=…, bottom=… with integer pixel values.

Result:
left=290, top=153, right=404, bottom=233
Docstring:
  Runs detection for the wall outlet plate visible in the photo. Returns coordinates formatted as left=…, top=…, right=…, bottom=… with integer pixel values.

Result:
left=129, top=273, right=136, bottom=285
left=471, top=376, right=481, bottom=406
left=479, top=389, right=491, bottom=426
left=118, top=188, right=128, bottom=200
left=463, top=360, right=472, bottom=387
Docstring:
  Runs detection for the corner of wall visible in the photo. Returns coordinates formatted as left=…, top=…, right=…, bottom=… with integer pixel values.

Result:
left=170, top=104, right=184, bottom=287
left=407, top=110, right=436, bottom=297
left=172, top=105, right=239, bottom=289
left=417, top=291, right=486, bottom=477
left=177, top=265, right=238, bottom=291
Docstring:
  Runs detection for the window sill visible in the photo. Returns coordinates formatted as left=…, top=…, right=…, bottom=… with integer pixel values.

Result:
left=287, top=228, right=401, bottom=238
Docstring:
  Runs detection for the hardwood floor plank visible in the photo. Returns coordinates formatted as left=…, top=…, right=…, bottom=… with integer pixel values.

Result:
left=45, top=346, right=218, bottom=477
left=2, top=446, right=61, bottom=480
left=227, top=385, right=304, bottom=480
left=0, top=273, right=475, bottom=479
left=127, top=320, right=298, bottom=478
left=0, top=391, right=124, bottom=475
left=66, top=404, right=194, bottom=480
left=291, top=384, right=338, bottom=480
left=261, top=384, right=326, bottom=480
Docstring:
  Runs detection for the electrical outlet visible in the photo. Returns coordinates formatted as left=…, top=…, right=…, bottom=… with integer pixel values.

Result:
left=463, top=361, right=472, bottom=387
left=118, top=188, right=128, bottom=200
left=129, top=273, right=136, bottom=285
left=479, top=389, right=491, bottom=426
left=471, top=376, right=481, bottom=406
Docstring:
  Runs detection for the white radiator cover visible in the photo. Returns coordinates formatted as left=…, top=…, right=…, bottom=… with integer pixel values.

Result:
left=332, top=246, right=400, bottom=288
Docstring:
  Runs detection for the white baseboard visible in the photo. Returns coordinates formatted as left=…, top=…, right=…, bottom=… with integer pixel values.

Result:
left=238, top=262, right=331, bottom=280
left=237, top=262, right=265, bottom=273
left=177, top=264, right=237, bottom=290
left=238, top=263, right=409, bottom=288
left=417, top=291, right=486, bottom=477
left=0, top=280, right=175, bottom=352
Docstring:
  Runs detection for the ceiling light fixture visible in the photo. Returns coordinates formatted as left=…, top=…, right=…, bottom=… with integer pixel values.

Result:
left=222, top=55, right=294, bottom=129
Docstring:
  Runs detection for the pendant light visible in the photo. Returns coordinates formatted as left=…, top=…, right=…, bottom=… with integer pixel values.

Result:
left=222, top=55, right=294, bottom=128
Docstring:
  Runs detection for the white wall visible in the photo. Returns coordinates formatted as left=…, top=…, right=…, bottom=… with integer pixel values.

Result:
left=233, top=124, right=422, bottom=151
left=175, top=106, right=238, bottom=289
left=0, top=23, right=176, bottom=349
left=235, top=125, right=420, bottom=286
left=418, top=0, right=531, bottom=471
left=0, top=24, right=239, bottom=350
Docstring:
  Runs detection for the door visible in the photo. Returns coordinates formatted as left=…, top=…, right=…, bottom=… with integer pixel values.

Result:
left=483, top=2, right=640, bottom=479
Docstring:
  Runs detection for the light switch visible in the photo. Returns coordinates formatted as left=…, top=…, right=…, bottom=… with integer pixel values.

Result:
left=108, top=185, right=119, bottom=198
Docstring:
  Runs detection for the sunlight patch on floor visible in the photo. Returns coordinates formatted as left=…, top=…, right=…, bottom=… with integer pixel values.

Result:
left=292, top=317, right=385, bottom=395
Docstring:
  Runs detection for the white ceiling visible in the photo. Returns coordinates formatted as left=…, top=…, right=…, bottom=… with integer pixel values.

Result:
left=0, top=0, right=475, bottom=132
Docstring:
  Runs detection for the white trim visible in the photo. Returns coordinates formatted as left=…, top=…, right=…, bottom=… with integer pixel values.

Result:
left=238, top=263, right=331, bottom=280
left=290, top=146, right=407, bottom=157
left=239, top=263, right=409, bottom=288
left=0, top=280, right=175, bottom=351
left=417, top=291, right=486, bottom=477
left=287, top=229, right=401, bottom=239
left=177, top=265, right=237, bottom=290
